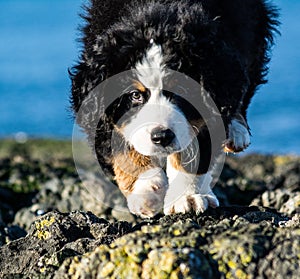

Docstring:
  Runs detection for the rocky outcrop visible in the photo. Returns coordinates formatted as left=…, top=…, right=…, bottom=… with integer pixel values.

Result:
left=1, top=209, right=299, bottom=278
left=0, top=211, right=132, bottom=278
left=0, top=140, right=299, bottom=278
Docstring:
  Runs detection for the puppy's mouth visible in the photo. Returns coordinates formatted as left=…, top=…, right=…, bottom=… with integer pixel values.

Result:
left=124, top=125, right=191, bottom=157
left=146, top=143, right=179, bottom=157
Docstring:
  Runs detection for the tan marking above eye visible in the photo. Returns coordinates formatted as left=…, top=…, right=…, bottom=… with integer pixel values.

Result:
left=133, top=80, right=147, bottom=93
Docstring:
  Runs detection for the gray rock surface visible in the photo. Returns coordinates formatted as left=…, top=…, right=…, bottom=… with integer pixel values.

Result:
left=0, top=140, right=299, bottom=278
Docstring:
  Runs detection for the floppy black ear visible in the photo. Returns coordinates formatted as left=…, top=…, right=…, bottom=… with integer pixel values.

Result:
left=70, top=63, right=89, bottom=114
left=70, top=54, right=116, bottom=175
left=70, top=61, right=104, bottom=114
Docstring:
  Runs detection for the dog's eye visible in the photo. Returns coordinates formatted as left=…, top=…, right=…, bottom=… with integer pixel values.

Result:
left=130, top=90, right=144, bottom=103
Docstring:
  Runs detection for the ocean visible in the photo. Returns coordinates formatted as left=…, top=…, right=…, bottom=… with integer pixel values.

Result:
left=0, top=0, right=299, bottom=154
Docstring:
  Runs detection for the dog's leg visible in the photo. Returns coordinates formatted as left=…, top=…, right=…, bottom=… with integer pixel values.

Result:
left=223, top=114, right=251, bottom=153
left=164, top=154, right=219, bottom=215
left=126, top=168, right=168, bottom=218
left=113, top=150, right=167, bottom=218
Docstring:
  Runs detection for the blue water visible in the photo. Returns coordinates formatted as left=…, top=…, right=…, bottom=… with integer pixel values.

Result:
left=0, top=0, right=299, bottom=154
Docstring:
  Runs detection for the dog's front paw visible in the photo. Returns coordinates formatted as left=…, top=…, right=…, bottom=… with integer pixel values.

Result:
left=224, top=118, right=250, bottom=153
left=164, top=191, right=219, bottom=215
left=127, top=168, right=167, bottom=218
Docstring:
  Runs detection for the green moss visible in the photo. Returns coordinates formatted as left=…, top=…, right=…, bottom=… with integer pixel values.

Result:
left=7, top=181, right=41, bottom=194
left=0, top=139, right=73, bottom=160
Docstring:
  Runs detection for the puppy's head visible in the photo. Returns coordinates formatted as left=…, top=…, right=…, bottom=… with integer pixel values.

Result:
left=110, top=43, right=195, bottom=156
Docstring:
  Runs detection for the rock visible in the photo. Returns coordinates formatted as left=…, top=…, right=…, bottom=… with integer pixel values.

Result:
left=0, top=224, right=26, bottom=247
left=257, top=222, right=300, bottom=279
left=1, top=140, right=300, bottom=278
left=1, top=208, right=299, bottom=279
left=251, top=189, right=300, bottom=215
left=111, top=206, right=136, bottom=223
left=250, top=155, right=300, bottom=215
left=0, top=211, right=132, bottom=278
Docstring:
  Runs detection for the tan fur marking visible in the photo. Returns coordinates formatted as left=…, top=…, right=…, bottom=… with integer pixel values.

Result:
left=169, top=152, right=204, bottom=175
left=223, top=143, right=237, bottom=153
left=169, top=153, right=185, bottom=172
left=169, top=206, right=175, bottom=214
left=113, top=148, right=154, bottom=196
left=133, top=80, right=147, bottom=93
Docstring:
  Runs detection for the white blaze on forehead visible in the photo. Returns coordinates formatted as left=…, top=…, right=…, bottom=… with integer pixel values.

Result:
left=135, top=43, right=165, bottom=90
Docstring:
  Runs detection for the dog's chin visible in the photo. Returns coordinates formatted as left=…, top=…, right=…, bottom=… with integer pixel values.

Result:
left=132, top=145, right=172, bottom=157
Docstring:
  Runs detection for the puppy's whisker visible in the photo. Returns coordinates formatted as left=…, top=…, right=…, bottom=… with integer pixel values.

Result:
left=192, top=125, right=200, bottom=134
left=181, top=140, right=199, bottom=169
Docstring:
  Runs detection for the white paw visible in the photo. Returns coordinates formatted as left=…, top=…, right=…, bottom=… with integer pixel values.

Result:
left=224, top=119, right=250, bottom=153
left=127, top=168, right=167, bottom=218
left=164, top=191, right=219, bottom=215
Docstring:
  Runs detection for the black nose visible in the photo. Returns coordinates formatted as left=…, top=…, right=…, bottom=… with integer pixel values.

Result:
left=151, top=127, right=175, bottom=147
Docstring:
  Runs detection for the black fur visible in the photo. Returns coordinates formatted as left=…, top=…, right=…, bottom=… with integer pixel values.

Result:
left=71, top=0, right=279, bottom=175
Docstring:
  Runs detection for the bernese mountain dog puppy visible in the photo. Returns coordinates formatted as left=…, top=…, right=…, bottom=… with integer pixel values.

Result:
left=70, top=0, right=278, bottom=218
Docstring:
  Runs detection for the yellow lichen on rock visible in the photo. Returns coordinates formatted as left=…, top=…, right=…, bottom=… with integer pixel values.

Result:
left=34, top=216, right=56, bottom=240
